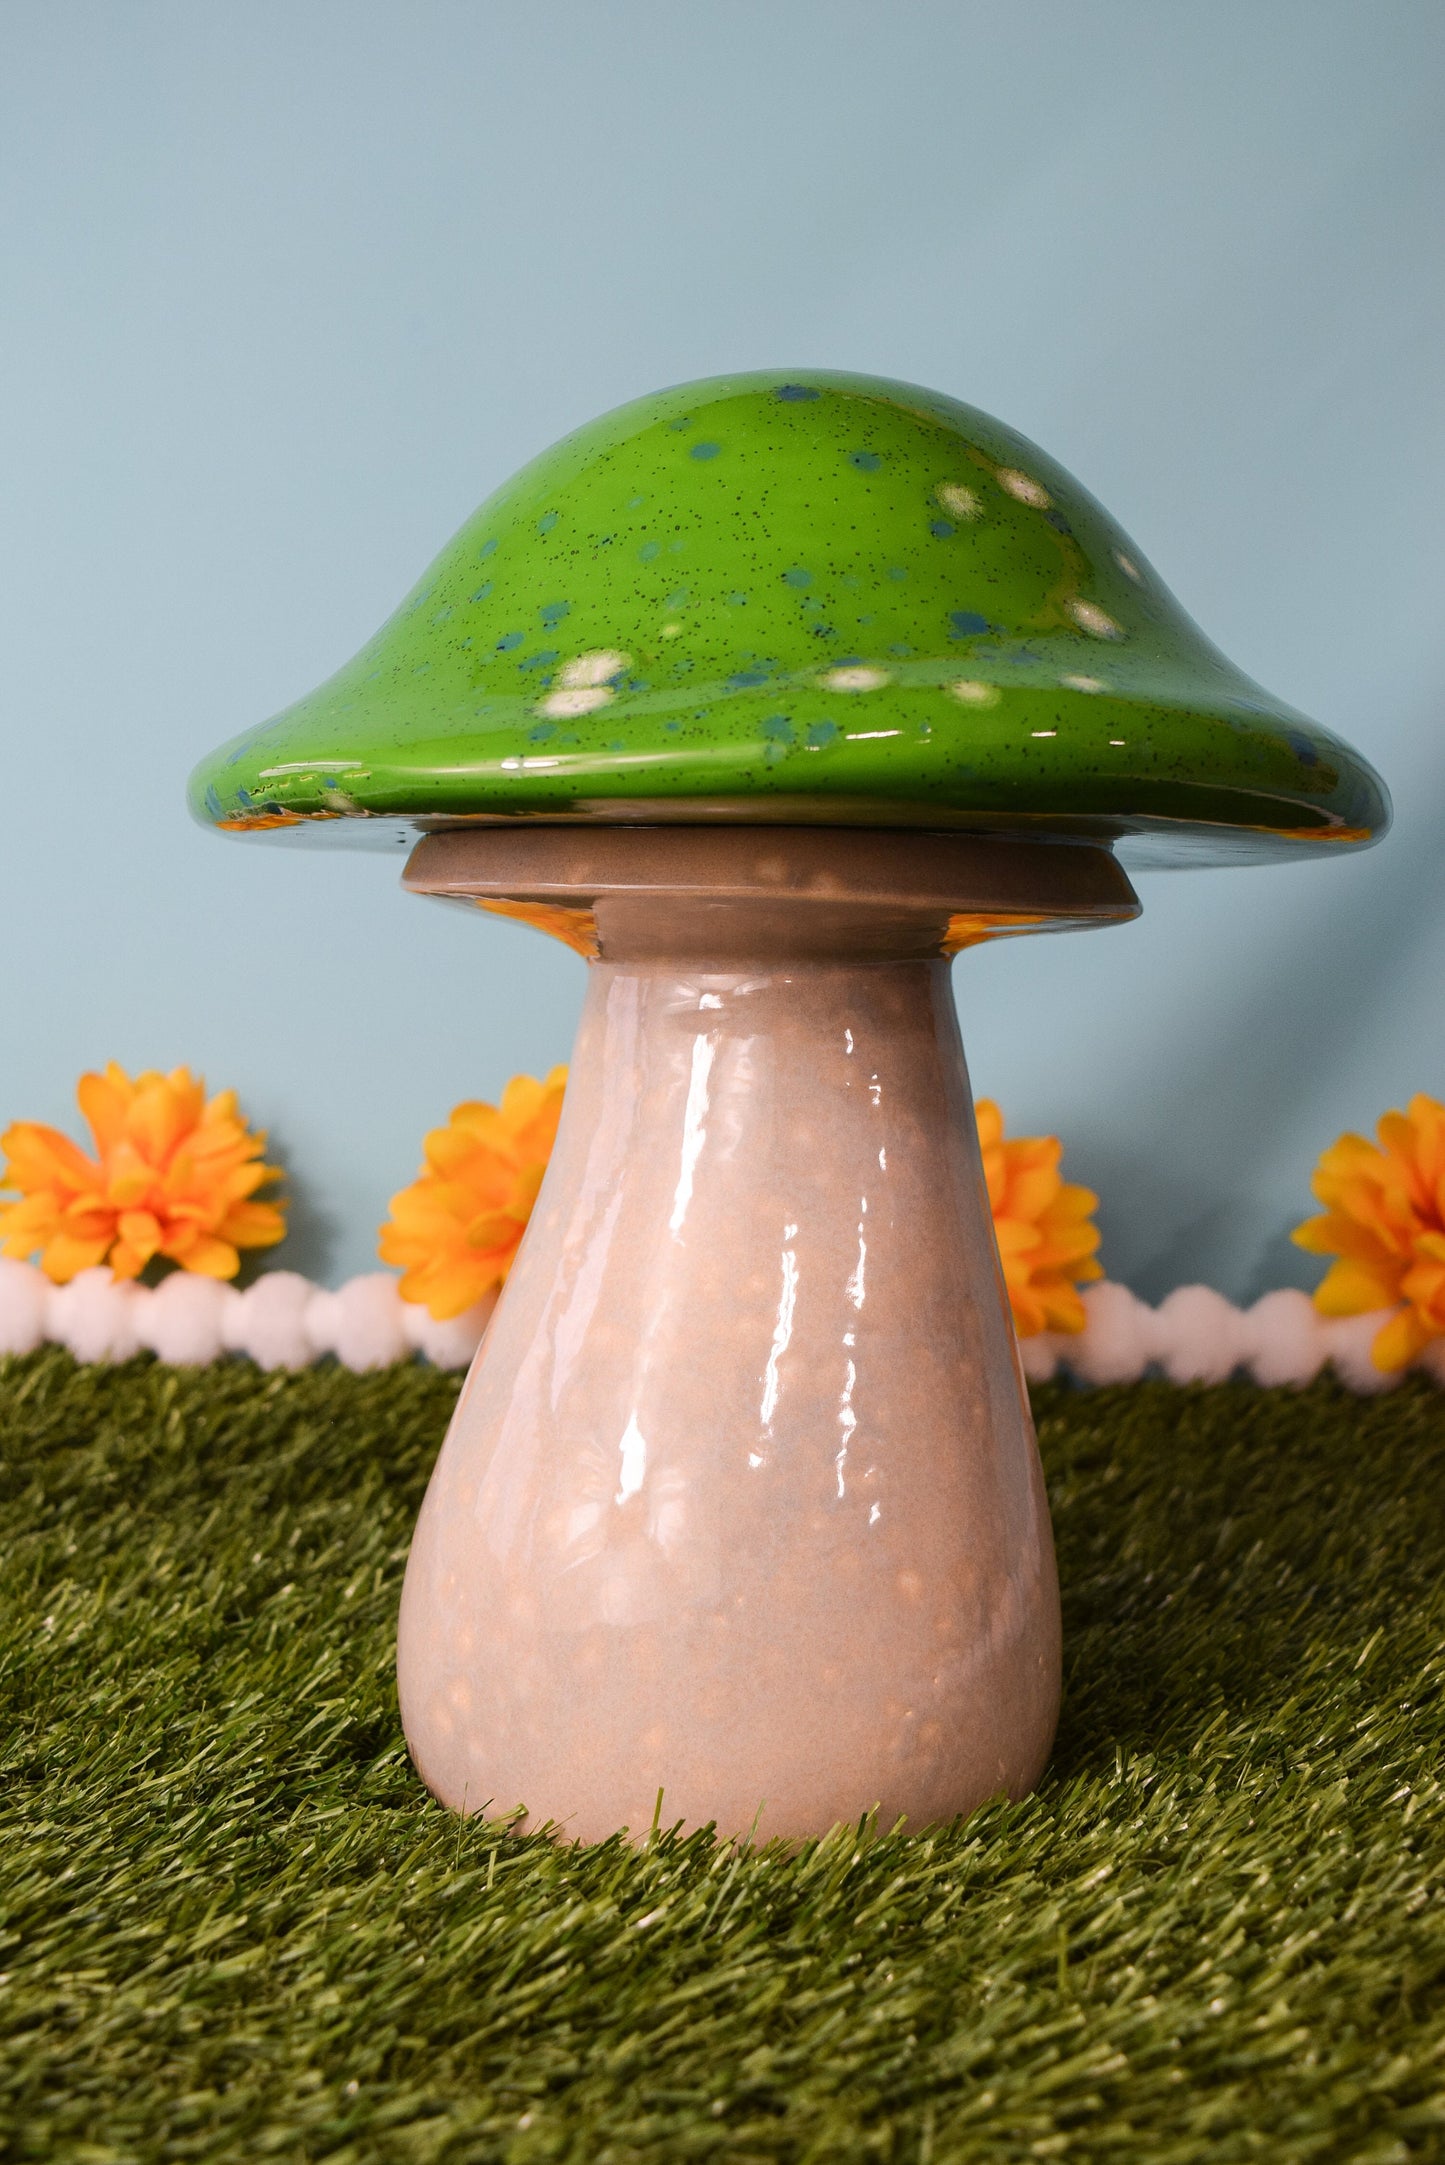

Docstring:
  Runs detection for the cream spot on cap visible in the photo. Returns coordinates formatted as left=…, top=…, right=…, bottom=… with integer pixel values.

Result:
left=936, top=482, right=981, bottom=519
left=536, top=685, right=613, bottom=718
left=559, top=649, right=630, bottom=687
left=821, top=666, right=890, bottom=693
left=1060, top=673, right=1106, bottom=693
left=948, top=679, right=1001, bottom=707
left=998, top=468, right=1051, bottom=508
left=1114, top=551, right=1143, bottom=581
left=1067, top=600, right=1123, bottom=640
left=536, top=649, right=631, bottom=719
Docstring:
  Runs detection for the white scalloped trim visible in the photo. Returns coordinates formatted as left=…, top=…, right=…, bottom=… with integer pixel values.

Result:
left=0, top=1260, right=496, bottom=1372
left=0, top=1259, right=1431, bottom=1391
left=1018, top=1282, right=1436, bottom=1394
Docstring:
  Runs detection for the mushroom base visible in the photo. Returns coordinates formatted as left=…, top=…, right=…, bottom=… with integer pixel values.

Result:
left=396, top=829, right=1135, bottom=1842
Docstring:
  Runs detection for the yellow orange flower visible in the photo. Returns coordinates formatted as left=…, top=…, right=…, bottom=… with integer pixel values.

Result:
left=1292, top=1093, right=1445, bottom=1370
left=0, top=1063, right=286, bottom=1283
left=380, top=1068, right=568, bottom=1320
left=977, top=1098, right=1103, bottom=1337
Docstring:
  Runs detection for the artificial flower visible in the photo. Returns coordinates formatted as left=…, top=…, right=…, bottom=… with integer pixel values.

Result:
left=1292, top=1092, right=1445, bottom=1370
left=379, top=1068, right=568, bottom=1319
left=0, top=1063, right=285, bottom=1283
left=976, top=1098, right=1102, bottom=1337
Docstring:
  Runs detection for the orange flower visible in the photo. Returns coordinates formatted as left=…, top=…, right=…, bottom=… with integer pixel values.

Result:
left=1292, top=1093, right=1445, bottom=1370
left=977, top=1098, right=1102, bottom=1337
left=379, top=1068, right=568, bottom=1320
left=0, top=1063, right=286, bottom=1283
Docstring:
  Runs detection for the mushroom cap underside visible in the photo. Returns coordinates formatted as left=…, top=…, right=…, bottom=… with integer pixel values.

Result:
left=189, top=370, right=1389, bottom=870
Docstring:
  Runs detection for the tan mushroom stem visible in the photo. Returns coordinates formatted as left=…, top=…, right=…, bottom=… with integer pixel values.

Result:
left=396, top=827, right=1138, bottom=1842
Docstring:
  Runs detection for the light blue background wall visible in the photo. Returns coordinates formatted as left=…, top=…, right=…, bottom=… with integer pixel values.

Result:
left=3, top=1, right=1442, bottom=1297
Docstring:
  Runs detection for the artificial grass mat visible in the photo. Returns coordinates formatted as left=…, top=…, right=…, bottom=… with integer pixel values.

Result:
left=1, top=1353, right=1442, bottom=2164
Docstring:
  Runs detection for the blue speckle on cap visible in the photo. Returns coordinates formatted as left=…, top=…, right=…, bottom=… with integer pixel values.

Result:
left=1286, top=729, right=1320, bottom=767
left=761, top=714, right=794, bottom=742
left=949, top=610, right=990, bottom=638
left=775, top=384, right=820, bottom=401
left=727, top=669, right=771, bottom=691
left=477, top=538, right=498, bottom=559
left=205, top=783, right=223, bottom=818
left=540, top=600, right=571, bottom=626
left=496, top=631, right=524, bottom=652
left=782, top=568, right=812, bottom=589
left=638, top=540, right=661, bottom=562
left=537, top=511, right=558, bottom=535
left=850, top=451, right=882, bottom=472
left=930, top=519, right=956, bottom=540
left=691, top=441, right=721, bottom=460
left=806, top=720, right=839, bottom=749
left=469, top=582, right=493, bottom=604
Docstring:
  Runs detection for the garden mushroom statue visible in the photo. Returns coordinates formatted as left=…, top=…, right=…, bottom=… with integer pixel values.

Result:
left=190, top=371, right=1389, bottom=1843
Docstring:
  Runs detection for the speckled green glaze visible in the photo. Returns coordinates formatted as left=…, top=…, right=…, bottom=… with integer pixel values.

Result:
left=189, top=371, right=1389, bottom=868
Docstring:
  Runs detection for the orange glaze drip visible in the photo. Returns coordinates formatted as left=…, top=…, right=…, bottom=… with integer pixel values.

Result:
left=474, top=898, right=600, bottom=959
left=1311, top=824, right=1375, bottom=843
left=215, top=809, right=309, bottom=831
left=942, top=909, right=1054, bottom=956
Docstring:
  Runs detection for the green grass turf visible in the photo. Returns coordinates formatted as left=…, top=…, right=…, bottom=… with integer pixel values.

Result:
left=1, top=1351, right=1443, bottom=2163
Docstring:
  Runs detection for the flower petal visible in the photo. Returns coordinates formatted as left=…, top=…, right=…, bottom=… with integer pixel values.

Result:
left=39, top=1230, right=111, bottom=1283
left=1313, top=1257, right=1402, bottom=1316
left=1371, top=1307, right=1433, bottom=1372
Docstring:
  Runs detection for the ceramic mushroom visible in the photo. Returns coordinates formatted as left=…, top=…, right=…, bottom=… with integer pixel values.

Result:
left=190, top=371, right=1389, bottom=1843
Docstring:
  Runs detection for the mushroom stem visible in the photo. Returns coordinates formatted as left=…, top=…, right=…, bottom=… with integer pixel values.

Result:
left=396, top=828, right=1136, bottom=1842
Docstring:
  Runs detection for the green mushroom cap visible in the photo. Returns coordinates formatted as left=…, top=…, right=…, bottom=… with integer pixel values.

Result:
left=189, top=370, right=1389, bottom=868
